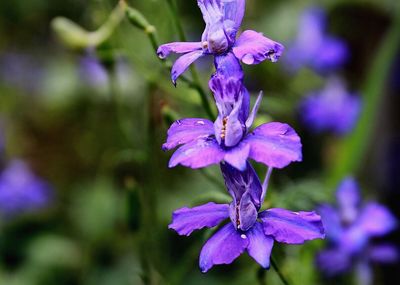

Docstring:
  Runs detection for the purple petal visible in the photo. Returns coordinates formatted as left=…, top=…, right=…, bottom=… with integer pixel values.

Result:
left=317, top=249, right=351, bottom=275
left=169, top=137, right=224, bottom=169
left=157, top=42, right=202, bottom=59
left=318, top=204, right=343, bottom=243
left=355, top=202, right=397, bottom=237
left=233, top=30, right=284, bottom=64
left=245, top=91, right=263, bottom=130
left=246, top=222, right=274, bottom=268
left=197, top=0, right=223, bottom=27
left=229, top=191, right=258, bottom=231
left=222, top=0, right=245, bottom=41
left=171, top=50, right=205, bottom=85
left=369, top=244, right=398, bottom=263
left=244, top=122, right=302, bottom=169
left=169, top=202, right=229, bottom=236
left=336, top=177, right=360, bottom=223
left=260, top=208, right=325, bottom=244
left=223, top=143, right=250, bottom=171
left=199, top=223, right=248, bottom=273
left=312, top=37, right=348, bottom=73
left=162, top=118, right=214, bottom=150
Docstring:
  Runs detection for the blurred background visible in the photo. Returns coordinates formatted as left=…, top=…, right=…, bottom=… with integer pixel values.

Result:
left=0, top=0, right=399, bottom=284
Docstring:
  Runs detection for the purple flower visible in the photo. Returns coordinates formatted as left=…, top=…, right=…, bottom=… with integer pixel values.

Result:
left=79, top=54, right=109, bottom=88
left=300, top=77, right=361, bottom=135
left=162, top=56, right=302, bottom=171
left=0, top=160, right=52, bottom=217
left=157, top=0, right=284, bottom=84
left=169, top=161, right=324, bottom=272
left=317, top=177, right=398, bottom=277
left=284, top=7, right=348, bottom=73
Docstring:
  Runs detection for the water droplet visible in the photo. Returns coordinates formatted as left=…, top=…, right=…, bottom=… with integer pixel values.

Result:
left=241, top=234, right=247, bottom=239
left=196, top=120, right=205, bottom=126
left=242, top=54, right=254, bottom=65
left=176, top=120, right=182, bottom=125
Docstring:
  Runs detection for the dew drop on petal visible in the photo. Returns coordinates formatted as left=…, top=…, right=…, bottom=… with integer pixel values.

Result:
left=242, top=54, right=255, bottom=65
left=241, top=234, right=247, bottom=239
left=196, top=120, right=205, bottom=126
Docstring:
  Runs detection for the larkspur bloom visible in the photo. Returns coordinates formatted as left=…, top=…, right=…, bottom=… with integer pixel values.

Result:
left=300, top=77, right=361, bottom=135
left=162, top=54, right=302, bottom=171
left=285, top=7, right=348, bottom=73
left=157, top=0, right=284, bottom=84
left=317, top=178, right=398, bottom=278
left=169, top=161, right=325, bottom=272
left=0, top=160, right=52, bottom=217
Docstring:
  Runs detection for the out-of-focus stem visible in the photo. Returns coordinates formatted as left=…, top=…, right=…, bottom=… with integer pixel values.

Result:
left=165, top=0, right=215, bottom=119
left=271, top=256, right=291, bottom=285
left=327, top=7, right=400, bottom=187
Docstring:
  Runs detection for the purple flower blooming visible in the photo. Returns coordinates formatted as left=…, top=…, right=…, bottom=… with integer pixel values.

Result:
left=300, top=77, right=361, bottom=135
left=0, top=160, right=52, bottom=217
left=285, top=7, right=348, bottom=73
left=317, top=178, right=398, bottom=277
left=169, top=161, right=324, bottom=272
left=163, top=55, right=302, bottom=171
left=157, top=0, right=284, bottom=84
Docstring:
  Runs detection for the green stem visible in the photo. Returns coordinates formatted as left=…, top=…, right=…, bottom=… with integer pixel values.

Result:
left=165, top=0, right=215, bottom=119
left=271, top=256, right=290, bottom=285
left=327, top=7, right=400, bottom=187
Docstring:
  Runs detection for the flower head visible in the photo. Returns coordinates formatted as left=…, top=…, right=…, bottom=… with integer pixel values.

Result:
left=0, top=160, right=52, bottom=217
left=157, top=0, right=284, bottom=84
left=162, top=57, right=302, bottom=171
left=300, top=77, right=361, bottom=135
left=317, top=177, right=398, bottom=276
left=285, top=7, right=348, bottom=73
left=169, top=161, right=324, bottom=272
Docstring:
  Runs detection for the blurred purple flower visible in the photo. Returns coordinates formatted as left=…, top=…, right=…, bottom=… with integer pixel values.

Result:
left=0, top=160, right=52, bottom=217
left=285, top=7, right=348, bottom=73
left=0, top=52, right=44, bottom=92
left=163, top=55, right=302, bottom=171
left=317, top=177, right=398, bottom=277
left=169, top=161, right=324, bottom=272
left=79, top=54, right=109, bottom=88
left=157, top=0, right=284, bottom=84
left=300, top=77, right=361, bottom=135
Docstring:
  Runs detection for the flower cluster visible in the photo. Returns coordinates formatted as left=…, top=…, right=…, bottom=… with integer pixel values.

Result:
left=159, top=0, right=325, bottom=272
left=317, top=178, right=398, bottom=278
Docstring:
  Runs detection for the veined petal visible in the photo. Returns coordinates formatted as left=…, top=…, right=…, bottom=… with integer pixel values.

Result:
left=162, top=118, right=214, bottom=151
left=260, top=208, right=325, bottom=244
left=169, top=202, right=230, bottom=236
left=222, top=0, right=246, bottom=41
left=223, top=142, right=250, bottom=171
left=246, top=222, right=274, bottom=268
left=197, top=0, right=223, bottom=27
left=171, top=50, right=205, bottom=85
left=318, top=204, right=343, bottom=243
left=233, top=30, right=284, bottom=64
left=157, top=42, right=202, bottom=59
left=245, top=122, right=302, bottom=169
left=355, top=202, right=397, bottom=237
left=336, top=177, right=360, bottom=223
left=169, top=137, right=224, bottom=169
left=199, top=223, right=248, bottom=273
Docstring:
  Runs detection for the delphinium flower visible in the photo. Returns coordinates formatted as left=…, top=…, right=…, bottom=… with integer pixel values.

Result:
left=162, top=53, right=302, bottom=171
left=0, top=159, right=52, bottom=217
left=300, top=77, right=361, bottom=135
left=317, top=177, right=398, bottom=281
left=284, top=7, right=348, bottom=74
left=157, top=0, right=284, bottom=84
left=169, top=161, right=325, bottom=272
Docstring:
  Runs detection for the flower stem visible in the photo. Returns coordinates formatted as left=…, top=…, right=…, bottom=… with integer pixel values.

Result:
left=165, top=0, right=215, bottom=119
left=271, top=256, right=291, bottom=285
left=327, top=7, right=400, bottom=187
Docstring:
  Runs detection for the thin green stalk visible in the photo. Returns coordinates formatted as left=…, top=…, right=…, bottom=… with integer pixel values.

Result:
left=126, top=4, right=214, bottom=119
left=271, top=256, right=291, bottom=285
left=199, top=169, right=226, bottom=192
left=327, top=7, right=400, bottom=187
left=165, top=0, right=215, bottom=119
